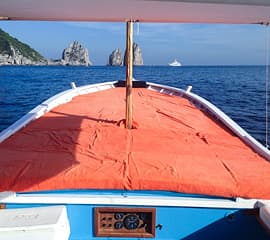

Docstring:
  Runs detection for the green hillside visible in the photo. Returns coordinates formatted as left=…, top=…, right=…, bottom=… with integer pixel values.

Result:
left=0, top=28, right=46, bottom=62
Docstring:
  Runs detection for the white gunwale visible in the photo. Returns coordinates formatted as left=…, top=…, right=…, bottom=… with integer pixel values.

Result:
left=148, top=82, right=270, bottom=161
left=0, top=191, right=269, bottom=209
left=0, top=81, right=117, bottom=143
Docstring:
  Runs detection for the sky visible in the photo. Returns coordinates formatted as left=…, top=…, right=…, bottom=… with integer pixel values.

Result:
left=0, top=21, right=269, bottom=66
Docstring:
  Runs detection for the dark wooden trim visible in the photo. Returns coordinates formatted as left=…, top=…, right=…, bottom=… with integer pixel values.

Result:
left=114, top=80, right=148, bottom=88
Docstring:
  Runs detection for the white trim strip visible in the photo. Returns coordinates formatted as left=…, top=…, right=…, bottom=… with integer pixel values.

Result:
left=0, top=81, right=117, bottom=143
left=0, top=192, right=269, bottom=209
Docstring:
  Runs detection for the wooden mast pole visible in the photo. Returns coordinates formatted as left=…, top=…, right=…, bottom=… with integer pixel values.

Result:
left=125, top=20, right=133, bottom=129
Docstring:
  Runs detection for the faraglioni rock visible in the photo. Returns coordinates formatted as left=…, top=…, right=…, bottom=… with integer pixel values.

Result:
left=108, top=48, right=123, bottom=66
left=133, top=43, right=143, bottom=65
left=124, top=42, right=143, bottom=66
left=0, top=28, right=47, bottom=65
left=62, top=41, right=92, bottom=66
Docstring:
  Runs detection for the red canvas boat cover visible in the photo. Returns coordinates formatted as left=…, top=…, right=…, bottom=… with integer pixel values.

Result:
left=1, top=87, right=270, bottom=199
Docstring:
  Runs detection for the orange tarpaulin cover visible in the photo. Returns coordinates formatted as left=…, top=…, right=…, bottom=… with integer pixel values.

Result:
left=1, top=87, right=270, bottom=199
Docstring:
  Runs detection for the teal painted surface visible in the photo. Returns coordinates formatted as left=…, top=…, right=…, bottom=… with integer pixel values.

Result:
left=7, top=203, right=235, bottom=239
left=5, top=190, right=269, bottom=239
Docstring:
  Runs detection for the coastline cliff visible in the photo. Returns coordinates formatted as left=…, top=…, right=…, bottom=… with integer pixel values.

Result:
left=0, top=29, right=92, bottom=66
left=0, top=28, right=143, bottom=66
left=0, top=28, right=47, bottom=65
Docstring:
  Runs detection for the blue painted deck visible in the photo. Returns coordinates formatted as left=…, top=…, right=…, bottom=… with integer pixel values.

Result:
left=5, top=190, right=270, bottom=239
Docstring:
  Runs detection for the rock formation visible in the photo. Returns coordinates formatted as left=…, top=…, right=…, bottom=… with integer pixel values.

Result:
left=0, top=29, right=93, bottom=66
left=124, top=42, right=143, bottom=66
left=108, top=48, right=123, bottom=66
left=0, top=28, right=47, bottom=65
left=1, top=28, right=144, bottom=67
left=61, top=41, right=92, bottom=66
left=133, top=43, right=143, bottom=65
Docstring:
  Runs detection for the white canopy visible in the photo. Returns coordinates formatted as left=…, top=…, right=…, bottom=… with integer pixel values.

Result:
left=0, top=0, right=270, bottom=24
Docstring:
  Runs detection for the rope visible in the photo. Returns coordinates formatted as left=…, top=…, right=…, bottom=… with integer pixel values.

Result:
left=265, top=23, right=269, bottom=148
left=136, top=21, right=140, bottom=36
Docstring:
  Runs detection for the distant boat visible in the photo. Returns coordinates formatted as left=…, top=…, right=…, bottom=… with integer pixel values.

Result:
left=169, top=59, right=182, bottom=66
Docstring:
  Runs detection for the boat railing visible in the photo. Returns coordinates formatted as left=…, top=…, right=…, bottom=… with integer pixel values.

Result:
left=0, top=81, right=117, bottom=143
left=147, top=82, right=270, bottom=161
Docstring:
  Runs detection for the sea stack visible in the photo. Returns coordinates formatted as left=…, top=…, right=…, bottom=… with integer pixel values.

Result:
left=108, top=48, right=123, bottom=66
left=61, top=41, right=92, bottom=66
left=124, top=42, right=143, bottom=66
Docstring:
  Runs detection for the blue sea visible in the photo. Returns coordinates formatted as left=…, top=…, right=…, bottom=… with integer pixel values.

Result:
left=0, top=65, right=268, bottom=145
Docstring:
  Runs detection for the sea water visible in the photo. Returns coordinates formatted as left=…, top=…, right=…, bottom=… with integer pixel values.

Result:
left=0, top=65, right=268, bottom=145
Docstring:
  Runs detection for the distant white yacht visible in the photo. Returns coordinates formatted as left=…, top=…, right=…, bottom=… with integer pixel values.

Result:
left=169, top=59, right=182, bottom=67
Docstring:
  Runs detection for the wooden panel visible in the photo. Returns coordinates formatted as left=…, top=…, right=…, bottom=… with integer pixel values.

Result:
left=0, top=204, right=5, bottom=209
left=94, top=207, right=155, bottom=238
